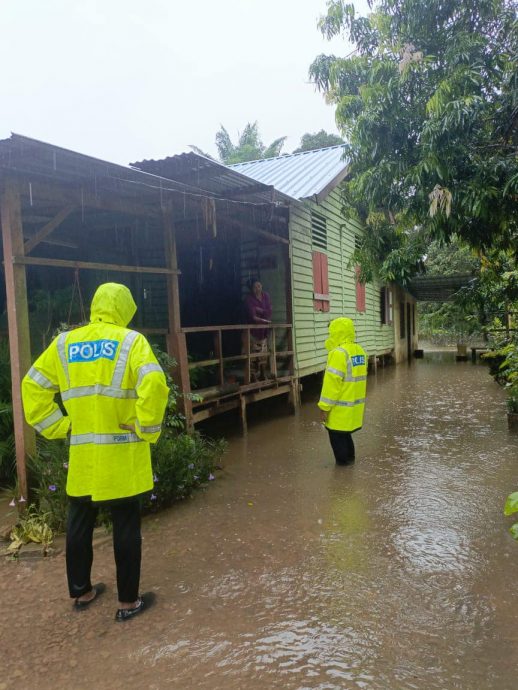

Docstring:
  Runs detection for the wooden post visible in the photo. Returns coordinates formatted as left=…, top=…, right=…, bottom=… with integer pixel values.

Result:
left=0, top=180, right=36, bottom=500
left=214, top=330, right=224, bottom=386
left=163, top=204, right=193, bottom=428
left=244, top=328, right=251, bottom=384
left=240, top=395, right=247, bottom=434
left=269, top=327, right=278, bottom=378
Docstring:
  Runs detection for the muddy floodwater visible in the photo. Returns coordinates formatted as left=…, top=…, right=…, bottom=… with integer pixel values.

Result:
left=1, top=354, right=518, bottom=690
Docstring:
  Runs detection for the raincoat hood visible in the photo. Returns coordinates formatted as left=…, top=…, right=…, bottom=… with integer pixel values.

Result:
left=90, top=283, right=137, bottom=327
left=325, top=317, right=356, bottom=352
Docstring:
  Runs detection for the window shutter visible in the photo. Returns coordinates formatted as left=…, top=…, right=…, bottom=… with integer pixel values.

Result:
left=311, top=211, right=327, bottom=250
left=355, top=266, right=366, bottom=313
left=313, top=251, right=330, bottom=312
left=320, top=253, right=330, bottom=312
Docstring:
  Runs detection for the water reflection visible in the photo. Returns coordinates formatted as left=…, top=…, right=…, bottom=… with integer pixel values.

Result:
left=136, top=354, right=518, bottom=690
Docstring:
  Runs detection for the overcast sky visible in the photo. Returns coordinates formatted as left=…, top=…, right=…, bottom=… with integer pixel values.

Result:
left=1, top=0, right=369, bottom=165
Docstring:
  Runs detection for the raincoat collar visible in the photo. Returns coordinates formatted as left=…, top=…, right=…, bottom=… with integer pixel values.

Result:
left=90, top=283, right=137, bottom=327
left=325, top=317, right=356, bottom=352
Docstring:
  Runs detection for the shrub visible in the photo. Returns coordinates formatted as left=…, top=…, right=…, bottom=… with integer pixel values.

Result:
left=28, top=438, right=69, bottom=533
left=145, top=433, right=225, bottom=511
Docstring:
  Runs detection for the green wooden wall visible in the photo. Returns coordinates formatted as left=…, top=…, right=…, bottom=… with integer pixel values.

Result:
left=289, top=188, right=395, bottom=378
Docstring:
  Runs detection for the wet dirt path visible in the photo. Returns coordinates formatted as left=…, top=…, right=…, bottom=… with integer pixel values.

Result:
left=1, top=355, right=518, bottom=690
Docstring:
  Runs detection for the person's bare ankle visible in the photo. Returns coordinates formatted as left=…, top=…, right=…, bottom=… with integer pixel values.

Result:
left=118, top=600, right=139, bottom=610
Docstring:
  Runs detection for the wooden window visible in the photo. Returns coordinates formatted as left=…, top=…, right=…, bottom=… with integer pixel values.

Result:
left=412, top=304, right=416, bottom=335
left=311, top=211, right=327, bottom=250
left=312, top=251, right=330, bottom=312
left=400, top=301, right=406, bottom=338
left=355, top=266, right=366, bottom=313
left=380, top=287, right=393, bottom=325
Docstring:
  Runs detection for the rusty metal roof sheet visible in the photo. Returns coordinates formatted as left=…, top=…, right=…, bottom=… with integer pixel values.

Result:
left=228, top=145, right=349, bottom=201
left=132, top=152, right=291, bottom=205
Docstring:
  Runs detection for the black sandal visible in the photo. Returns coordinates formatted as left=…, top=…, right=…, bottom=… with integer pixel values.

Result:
left=115, top=592, right=156, bottom=622
left=74, top=582, right=106, bottom=610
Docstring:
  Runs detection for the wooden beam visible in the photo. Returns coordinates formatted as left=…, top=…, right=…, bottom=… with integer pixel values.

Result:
left=163, top=203, right=193, bottom=427
left=12, top=255, right=180, bottom=275
left=39, top=237, right=79, bottom=249
left=24, top=205, right=75, bottom=254
left=0, top=181, right=36, bottom=501
left=182, top=323, right=292, bottom=333
left=176, top=215, right=289, bottom=246
left=223, top=217, right=290, bottom=245
left=192, top=399, right=240, bottom=423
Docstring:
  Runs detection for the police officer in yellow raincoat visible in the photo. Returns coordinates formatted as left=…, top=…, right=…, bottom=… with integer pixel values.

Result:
left=318, top=317, right=367, bottom=465
left=22, top=283, right=169, bottom=621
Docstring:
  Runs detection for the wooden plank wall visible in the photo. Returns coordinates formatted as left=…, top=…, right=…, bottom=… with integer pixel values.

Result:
left=290, top=188, right=395, bottom=378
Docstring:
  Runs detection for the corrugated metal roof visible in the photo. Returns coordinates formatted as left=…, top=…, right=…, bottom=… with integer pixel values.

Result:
left=228, top=145, right=349, bottom=201
left=132, top=151, right=289, bottom=205
left=408, top=274, right=476, bottom=301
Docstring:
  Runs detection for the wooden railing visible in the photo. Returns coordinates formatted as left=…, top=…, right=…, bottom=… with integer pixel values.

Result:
left=180, top=323, right=294, bottom=404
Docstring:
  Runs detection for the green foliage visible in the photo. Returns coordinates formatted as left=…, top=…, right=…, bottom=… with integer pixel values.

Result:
left=418, top=236, right=481, bottom=342
left=351, top=222, right=427, bottom=285
left=293, top=130, right=344, bottom=153
left=8, top=504, right=53, bottom=553
left=28, top=438, right=70, bottom=533
left=150, top=346, right=186, bottom=431
left=507, top=388, right=518, bottom=414
left=215, top=122, right=287, bottom=164
left=504, top=491, right=518, bottom=540
left=144, top=433, right=226, bottom=511
left=311, top=0, right=518, bottom=283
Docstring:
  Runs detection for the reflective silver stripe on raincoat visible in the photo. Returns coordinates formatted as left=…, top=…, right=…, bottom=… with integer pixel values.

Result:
left=61, top=385, right=138, bottom=401
left=56, top=332, right=69, bottom=386
left=136, top=420, right=162, bottom=434
left=27, top=366, right=58, bottom=390
left=319, top=396, right=366, bottom=407
left=70, top=432, right=143, bottom=446
left=111, top=330, right=139, bottom=388
left=34, top=408, right=63, bottom=432
left=326, top=366, right=346, bottom=379
left=136, top=363, right=164, bottom=390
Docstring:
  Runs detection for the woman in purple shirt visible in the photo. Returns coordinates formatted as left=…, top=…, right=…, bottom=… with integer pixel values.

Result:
left=244, top=279, right=272, bottom=381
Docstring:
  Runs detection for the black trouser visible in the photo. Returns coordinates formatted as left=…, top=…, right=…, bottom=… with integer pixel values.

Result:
left=66, top=498, right=141, bottom=603
left=327, top=429, right=355, bottom=465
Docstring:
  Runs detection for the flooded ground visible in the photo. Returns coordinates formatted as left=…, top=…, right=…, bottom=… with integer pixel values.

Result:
left=1, top=354, right=518, bottom=690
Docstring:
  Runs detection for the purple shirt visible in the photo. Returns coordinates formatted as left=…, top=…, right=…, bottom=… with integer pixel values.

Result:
left=245, top=291, right=272, bottom=340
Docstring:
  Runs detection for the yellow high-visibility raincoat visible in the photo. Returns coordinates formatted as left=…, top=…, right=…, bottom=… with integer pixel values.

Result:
left=318, top=317, right=367, bottom=432
left=22, top=283, right=169, bottom=502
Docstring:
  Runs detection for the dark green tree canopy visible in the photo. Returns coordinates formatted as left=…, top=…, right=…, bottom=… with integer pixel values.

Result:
left=310, top=0, right=518, bottom=284
left=293, top=129, right=344, bottom=152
